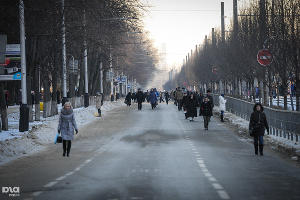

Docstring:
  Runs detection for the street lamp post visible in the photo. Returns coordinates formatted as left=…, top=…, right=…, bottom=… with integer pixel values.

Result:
left=19, top=0, right=29, bottom=132
left=83, top=9, right=89, bottom=107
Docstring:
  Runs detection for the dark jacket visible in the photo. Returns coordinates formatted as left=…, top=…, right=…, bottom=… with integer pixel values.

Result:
left=186, top=97, right=198, bottom=118
left=125, top=93, right=132, bottom=105
left=136, top=91, right=144, bottom=103
left=249, top=103, right=269, bottom=136
left=182, top=95, right=189, bottom=109
left=200, top=101, right=213, bottom=116
left=207, top=94, right=214, bottom=108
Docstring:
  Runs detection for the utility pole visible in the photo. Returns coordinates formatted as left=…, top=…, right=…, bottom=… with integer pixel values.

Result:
left=221, top=2, right=225, bottom=44
left=100, top=61, right=103, bottom=94
left=109, top=49, right=114, bottom=101
left=259, top=0, right=268, bottom=106
left=233, top=0, right=238, bottom=41
left=19, top=0, right=29, bottom=132
left=61, top=0, right=67, bottom=106
left=83, top=9, right=89, bottom=107
left=212, top=28, right=216, bottom=47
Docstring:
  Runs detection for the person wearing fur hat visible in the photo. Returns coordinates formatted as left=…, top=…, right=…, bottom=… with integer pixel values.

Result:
left=58, top=102, right=78, bottom=157
left=249, top=103, right=269, bottom=156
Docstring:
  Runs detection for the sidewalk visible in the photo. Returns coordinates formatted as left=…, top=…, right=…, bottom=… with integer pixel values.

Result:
left=0, top=100, right=125, bottom=166
left=213, top=106, right=300, bottom=160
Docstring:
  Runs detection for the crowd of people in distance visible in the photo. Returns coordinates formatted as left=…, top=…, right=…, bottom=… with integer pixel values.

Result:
left=124, top=88, right=171, bottom=110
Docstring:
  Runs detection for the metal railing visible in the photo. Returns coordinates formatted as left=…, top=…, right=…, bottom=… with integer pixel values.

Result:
left=213, top=94, right=300, bottom=142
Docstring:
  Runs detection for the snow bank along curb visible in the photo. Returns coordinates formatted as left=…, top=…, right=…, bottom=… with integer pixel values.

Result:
left=213, top=106, right=300, bottom=160
left=0, top=100, right=125, bottom=166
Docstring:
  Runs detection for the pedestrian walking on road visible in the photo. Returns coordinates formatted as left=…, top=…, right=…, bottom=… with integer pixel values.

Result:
left=186, top=93, right=198, bottom=121
left=249, top=103, right=269, bottom=156
left=176, top=87, right=184, bottom=111
left=95, top=92, right=103, bottom=117
left=125, top=92, right=132, bottom=106
left=182, top=92, right=189, bottom=119
left=58, top=102, right=78, bottom=157
left=136, top=89, right=145, bottom=110
left=219, top=94, right=226, bottom=122
left=149, top=89, right=158, bottom=109
left=165, top=91, right=170, bottom=105
left=200, top=97, right=213, bottom=130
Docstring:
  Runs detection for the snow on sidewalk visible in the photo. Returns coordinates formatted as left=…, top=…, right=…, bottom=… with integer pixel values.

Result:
left=214, top=106, right=300, bottom=156
left=0, top=100, right=125, bottom=165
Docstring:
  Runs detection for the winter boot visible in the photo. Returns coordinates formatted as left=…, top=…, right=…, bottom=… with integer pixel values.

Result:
left=259, top=145, right=264, bottom=156
left=254, top=144, right=258, bottom=155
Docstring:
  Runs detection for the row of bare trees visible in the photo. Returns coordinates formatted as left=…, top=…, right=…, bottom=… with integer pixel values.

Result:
left=166, top=0, right=300, bottom=111
left=0, top=0, right=158, bottom=130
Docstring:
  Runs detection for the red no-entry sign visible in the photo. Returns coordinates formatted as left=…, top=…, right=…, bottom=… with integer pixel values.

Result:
left=257, top=49, right=272, bottom=66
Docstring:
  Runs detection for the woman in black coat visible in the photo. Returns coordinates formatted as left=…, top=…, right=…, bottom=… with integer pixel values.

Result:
left=186, top=93, right=198, bottom=121
left=249, top=103, right=269, bottom=156
left=125, top=92, right=132, bottom=106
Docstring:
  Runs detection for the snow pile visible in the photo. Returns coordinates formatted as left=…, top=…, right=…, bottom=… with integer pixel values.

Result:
left=0, top=100, right=125, bottom=165
left=214, top=106, right=300, bottom=156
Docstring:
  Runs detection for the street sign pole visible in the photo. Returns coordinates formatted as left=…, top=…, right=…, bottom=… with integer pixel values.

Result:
left=19, top=0, right=29, bottom=132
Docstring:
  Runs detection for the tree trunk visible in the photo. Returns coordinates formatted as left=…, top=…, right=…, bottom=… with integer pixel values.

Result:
left=0, top=83, right=8, bottom=131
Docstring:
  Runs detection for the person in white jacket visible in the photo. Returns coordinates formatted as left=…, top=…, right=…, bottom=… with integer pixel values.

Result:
left=219, top=94, right=226, bottom=122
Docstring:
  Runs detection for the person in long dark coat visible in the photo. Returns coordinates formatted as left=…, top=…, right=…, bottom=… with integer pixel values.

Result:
left=249, top=103, right=269, bottom=156
left=136, top=89, right=144, bottom=110
left=182, top=93, right=189, bottom=119
left=200, top=97, right=213, bottom=130
left=186, top=93, right=198, bottom=121
left=165, top=91, right=170, bottom=105
left=125, top=92, right=132, bottom=106
left=58, top=102, right=78, bottom=157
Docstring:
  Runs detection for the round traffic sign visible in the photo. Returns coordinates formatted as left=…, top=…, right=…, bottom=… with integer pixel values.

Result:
left=257, top=49, right=272, bottom=66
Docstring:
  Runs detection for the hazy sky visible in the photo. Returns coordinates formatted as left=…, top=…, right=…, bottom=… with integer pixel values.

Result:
left=142, top=0, right=240, bottom=69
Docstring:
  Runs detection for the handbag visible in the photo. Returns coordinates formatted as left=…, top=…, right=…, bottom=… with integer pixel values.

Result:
left=249, top=127, right=254, bottom=137
left=54, top=133, right=62, bottom=144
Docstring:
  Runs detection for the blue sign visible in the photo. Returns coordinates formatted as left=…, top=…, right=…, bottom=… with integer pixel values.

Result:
left=13, top=72, right=21, bottom=80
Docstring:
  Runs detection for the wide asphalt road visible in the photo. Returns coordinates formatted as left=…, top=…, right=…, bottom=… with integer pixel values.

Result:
left=1, top=102, right=300, bottom=200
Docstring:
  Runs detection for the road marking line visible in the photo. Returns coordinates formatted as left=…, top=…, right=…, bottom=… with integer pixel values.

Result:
left=212, top=183, right=224, bottom=190
left=201, top=168, right=209, bottom=173
left=65, top=171, right=74, bottom=176
left=208, top=177, right=218, bottom=182
left=56, top=175, right=67, bottom=181
left=74, top=167, right=81, bottom=171
left=44, top=181, right=58, bottom=188
left=199, top=163, right=206, bottom=168
left=204, top=172, right=213, bottom=177
left=197, top=160, right=204, bottom=164
left=217, top=190, right=230, bottom=199
left=32, top=191, right=43, bottom=196
left=85, top=159, right=92, bottom=163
